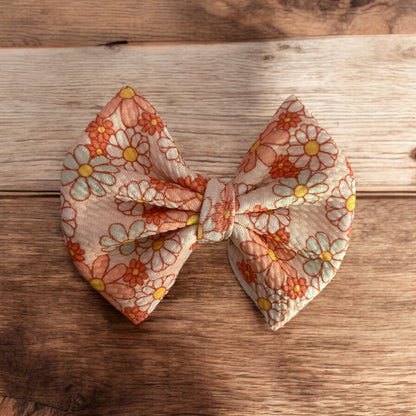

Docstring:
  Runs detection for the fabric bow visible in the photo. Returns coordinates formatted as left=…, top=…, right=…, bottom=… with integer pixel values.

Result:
left=61, top=86, right=355, bottom=330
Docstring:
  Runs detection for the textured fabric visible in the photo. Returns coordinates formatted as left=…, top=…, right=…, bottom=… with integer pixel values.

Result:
left=60, top=87, right=355, bottom=331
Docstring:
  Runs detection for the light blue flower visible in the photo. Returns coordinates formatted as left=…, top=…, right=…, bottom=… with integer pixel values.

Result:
left=100, top=221, right=145, bottom=255
left=61, top=145, right=118, bottom=201
left=300, top=232, right=347, bottom=282
left=273, top=169, right=329, bottom=208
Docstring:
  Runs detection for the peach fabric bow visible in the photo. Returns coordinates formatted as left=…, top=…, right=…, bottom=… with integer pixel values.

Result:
left=61, top=86, right=355, bottom=331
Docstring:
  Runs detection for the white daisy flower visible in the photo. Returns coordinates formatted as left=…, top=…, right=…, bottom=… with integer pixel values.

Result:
left=248, top=207, right=290, bottom=234
left=288, top=124, right=338, bottom=171
left=157, top=135, right=183, bottom=163
left=326, top=175, right=356, bottom=232
left=254, top=284, right=287, bottom=326
left=115, top=183, right=145, bottom=216
left=136, top=274, right=176, bottom=313
left=107, top=128, right=151, bottom=173
left=137, top=233, right=182, bottom=272
left=60, top=196, right=77, bottom=239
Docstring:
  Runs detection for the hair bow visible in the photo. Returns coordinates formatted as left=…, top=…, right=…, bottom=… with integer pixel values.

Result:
left=61, top=86, right=355, bottom=331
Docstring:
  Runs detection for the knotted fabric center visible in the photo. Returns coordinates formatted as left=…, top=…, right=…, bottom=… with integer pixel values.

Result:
left=198, top=178, right=236, bottom=242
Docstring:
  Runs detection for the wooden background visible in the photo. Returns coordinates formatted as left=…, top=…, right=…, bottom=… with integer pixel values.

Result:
left=1, top=1, right=416, bottom=415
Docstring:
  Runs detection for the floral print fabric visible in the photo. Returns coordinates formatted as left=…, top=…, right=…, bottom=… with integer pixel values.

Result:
left=61, top=87, right=355, bottom=331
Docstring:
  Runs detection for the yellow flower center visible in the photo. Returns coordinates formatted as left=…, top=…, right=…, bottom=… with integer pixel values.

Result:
left=294, top=184, right=308, bottom=198
left=245, top=270, right=251, bottom=277
left=68, top=249, right=75, bottom=256
left=90, top=278, right=105, bottom=292
left=197, top=224, right=203, bottom=240
left=319, top=251, right=332, bottom=262
left=151, top=118, right=158, bottom=126
left=96, top=149, right=103, bottom=155
left=187, top=214, right=199, bottom=226
left=123, top=147, right=138, bottom=162
left=266, top=209, right=274, bottom=215
left=224, top=209, right=231, bottom=219
left=97, top=126, right=106, bottom=133
left=284, top=117, right=291, bottom=122
left=277, top=162, right=284, bottom=169
left=304, top=140, right=320, bottom=156
left=153, top=287, right=166, bottom=299
left=196, top=192, right=204, bottom=201
left=293, top=284, right=300, bottom=293
left=258, top=297, right=272, bottom=311
left=78, top=164, right=93, bottom=177
left=274, top=235, right=281, bottom=242
left=152, top=238, right=164, bottom=251
left=128, top=312, right=136, bottom=319
left=268, top=249, right=277, bottom=261
left=346, top=195, right=356, bottom=212
left=123, top=239, right=134, bottom=245
left=250, top=140, right=261, bottom=152
left=119, top=87, right=135, bottom=99
left=132, top=268, right=139, bottom=276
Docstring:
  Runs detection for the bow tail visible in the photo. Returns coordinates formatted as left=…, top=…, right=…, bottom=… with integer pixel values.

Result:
left=227, top=224, right=295, bottom=330
left=74, top=226, right=198, bottom=324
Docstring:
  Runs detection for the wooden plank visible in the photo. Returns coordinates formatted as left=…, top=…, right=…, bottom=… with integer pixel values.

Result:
left=0, top=196, right=415, bottom=415
left=0, top=0, right=415, bottom=47
left=1, top=36, right=416, bottom=194
left=0, top=396, right=59, bottom=416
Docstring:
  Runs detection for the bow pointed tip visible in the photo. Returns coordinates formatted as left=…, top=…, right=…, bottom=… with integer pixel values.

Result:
left=284, top=94, right=299, bottom=101
left=117, top=85, right=138, bottom=98
left=282, top=94, right=304, bottom=107
left=268, top=319, right=287, bottom=332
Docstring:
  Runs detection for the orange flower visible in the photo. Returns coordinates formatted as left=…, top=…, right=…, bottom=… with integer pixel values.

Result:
left=252, top=204, right=267, bottom=213
left=283, top=277, right=307, bottom=300
left=242, top=204, right=268, bottom=215
left=142, top=206, right=168, bottom=226
left=346, top=158, right=354, bottom=177
left=268, top=228, right=290, bottom=246
left=237, top=261, right=257, bottom=284
left=238, top=121, right=289, bottom=173
left=211, top=200, right=235, bottom=234
left=240, top=230, right=297, bottom=290
left=75, top=255, right=133, bottom=305
left=85, top=116, right=114, bottom=142
left=99, top=86, right=156, bottom=128
left=138, top=111, right=164, bottom=135
left=150, top=177, right=174, bottom=192
left=277, top=111, right=302, bottom=130
left=270, top=155, right=299, bottom=179
left=86, top=140, right=107, bottom=158
left=85, top=117, right=114, bottom=157
left=66, top=240, right=85, bottom=262
left=123, top=259, right=149, bottom=287
left=123, top=306, right=148, bottom=324
left=177, top=174, right=207, bottom=194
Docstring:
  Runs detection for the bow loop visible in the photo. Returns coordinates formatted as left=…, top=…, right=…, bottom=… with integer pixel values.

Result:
left=198, top=179, right=236, bottom=242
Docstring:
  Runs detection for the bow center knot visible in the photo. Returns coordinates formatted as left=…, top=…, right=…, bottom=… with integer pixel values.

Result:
left=198, top=178, right=236, bottom=242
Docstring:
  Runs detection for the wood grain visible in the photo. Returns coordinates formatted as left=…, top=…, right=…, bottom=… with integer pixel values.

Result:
left=0, top=396, right=59, bottom=416
left=1, top=36, right=416, bottom=194
left=1, top=0, right=416, bottom=47
left=1, top=35, right=416, bottom=415
left=0, top=196, right=415, bottom=415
